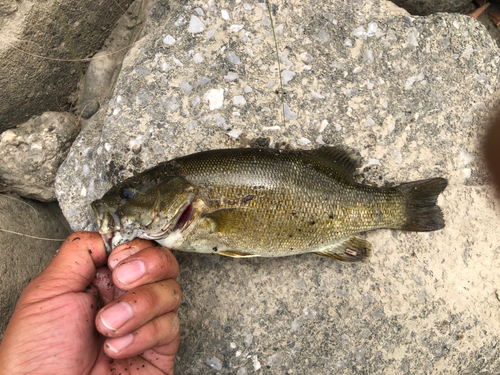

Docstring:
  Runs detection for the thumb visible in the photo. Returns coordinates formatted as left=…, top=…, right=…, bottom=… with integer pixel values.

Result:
left=21, top=231, right=108, bottom=304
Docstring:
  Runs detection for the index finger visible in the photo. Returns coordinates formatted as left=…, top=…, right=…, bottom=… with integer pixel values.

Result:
left=111, top=247, right=180, bottom=290
left=22, top=231, right=107, bottom=302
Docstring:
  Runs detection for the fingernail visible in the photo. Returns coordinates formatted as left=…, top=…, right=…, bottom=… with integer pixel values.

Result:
left=109, top=248, right=137, bottom=270
left=106, top=333, right=134, bottom=353
left=100, top=302, right=133, bottom=331
left=115, top=259, right=146, bottom=285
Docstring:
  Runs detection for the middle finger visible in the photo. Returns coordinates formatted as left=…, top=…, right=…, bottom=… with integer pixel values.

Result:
left=96, top=278, right=182, bottom=337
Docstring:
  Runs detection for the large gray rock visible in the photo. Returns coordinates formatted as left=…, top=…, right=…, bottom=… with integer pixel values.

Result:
left=0, top=112, right=79, bottom=202
left=78, top=0, right=155, bottom=119
left=0, top=194, right=72, bottom=339
left=56, top=0, right=500, bottom=373
left=0, top=0, right=135, bottom=132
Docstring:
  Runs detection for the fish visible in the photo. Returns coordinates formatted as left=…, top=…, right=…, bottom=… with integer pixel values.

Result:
left=91, top=146, right=447, bottom=261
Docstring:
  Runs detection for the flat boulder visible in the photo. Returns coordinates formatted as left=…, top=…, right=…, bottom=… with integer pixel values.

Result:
left=56, top=0, right=500, bottom=373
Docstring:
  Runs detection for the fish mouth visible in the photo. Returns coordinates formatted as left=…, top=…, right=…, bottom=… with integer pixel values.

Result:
left=91, top=199, right=117, bottom=253
left=173, top=200, right=196, bottom=231
left=91, top=196, right=197, bottom=253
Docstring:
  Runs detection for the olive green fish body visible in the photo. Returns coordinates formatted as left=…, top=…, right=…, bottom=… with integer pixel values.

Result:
left=92, top=147, right=447, bottom=261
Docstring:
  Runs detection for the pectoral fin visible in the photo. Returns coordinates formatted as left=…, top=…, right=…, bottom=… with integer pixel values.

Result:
left=217, top=250, right=260, bottom=258
left=315, top=236, right=371, bottom=262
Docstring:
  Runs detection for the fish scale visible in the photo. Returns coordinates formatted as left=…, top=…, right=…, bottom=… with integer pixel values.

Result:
left=92, top=146, right=447, bottom=260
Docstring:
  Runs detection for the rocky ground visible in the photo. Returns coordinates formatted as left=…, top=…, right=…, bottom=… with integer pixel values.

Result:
left=3, top=0, right=500, bottom=373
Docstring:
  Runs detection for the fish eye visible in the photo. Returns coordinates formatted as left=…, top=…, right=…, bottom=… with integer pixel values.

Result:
left=120, top=188, right=136, bottom=200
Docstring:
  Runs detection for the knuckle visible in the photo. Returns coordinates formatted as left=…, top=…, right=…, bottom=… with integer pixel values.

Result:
left=162, top=248, right=179, bottom=271
left=169, top=314, right=180, bottom=335
left=139, top=284, right=161, bottom=308
left=169, top=280, right=182, bottom=303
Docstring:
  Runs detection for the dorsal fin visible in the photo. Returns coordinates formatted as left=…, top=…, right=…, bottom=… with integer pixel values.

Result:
left=304, top=146, right=361, bottom=177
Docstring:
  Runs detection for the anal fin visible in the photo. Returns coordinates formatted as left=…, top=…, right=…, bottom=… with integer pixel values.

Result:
left=217, top=250, right=260, bottom=258
left=315, top=236, right=371, bottom=262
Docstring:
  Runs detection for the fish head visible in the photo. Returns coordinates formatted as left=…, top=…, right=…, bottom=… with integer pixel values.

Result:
left=91, top=175, right=197, bottom=253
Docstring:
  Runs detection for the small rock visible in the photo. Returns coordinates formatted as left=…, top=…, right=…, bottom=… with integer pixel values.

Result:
left=193, top=53, right=203, bottom=63
left=163, top=35, right=175, bottom=45
left=206, top=356, right=222, bottom=371
left=181, top=80, right=193, bottom=93
left=230, top=24, right=244, bottom=32
left=221, top=9, right=230, bottom=20
left=284, top=104, right=297, bottom=120
left=282, top=70, right=295, bottom=84
left=244, top=333, right=253, bottom=347
left=292, top=319, right=302, bottom=331
left=224, top=72, right=239, bottom=81
left=227, top=129, right=242, bottom=139
left=233, top=96, right=246, bottom=107
left=204, top=89, right=224, bottom=110
left=228, top=52, right=241, bottom=65
left=188, top=15, right=205, bottom=33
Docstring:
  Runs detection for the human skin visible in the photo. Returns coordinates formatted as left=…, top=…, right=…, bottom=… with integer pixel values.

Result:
left=0, top=231, right=182, bottom=374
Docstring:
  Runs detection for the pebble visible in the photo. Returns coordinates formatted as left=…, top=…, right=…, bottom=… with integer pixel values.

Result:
left=244, top=333, right=253, bottom=347
left=197, top=77, right=211, bottom=85
left=204, top=89, right=224, bottom=110
left=206, top=357, right=222, bottom=371
left=292, top=319, right=302, bottom=331
left=221, top=9, right=230, bottom=20
left=298, top=137, right=311, bottom=146
left=224, top=72, right=239, bottom=81
left=233, top=96, right=246, bottom=107
left=181, top=80, right=193, bottom=93
left=227, top=129, right=242, bottom=139
left=352, top=26, right=367, bottom=39
left=367, top=22, right=378, bottom=36
left=365, top=118, right=375, bottom=127
left=319, top=120, right=328, bottom=133
left=282, top=70, right=295, bottom=84
left=230, top=24, right=244, bottom=32
left=228, top=52, right=241, bottom=65
left=252, top=356, right=261, bottom=370
left=193, top=53, right=203, bottom=63
left=188, top=15, right=205, bottom=33
left=316, top=29, right=330, bottom=43
left=284, top=104, right=297, bottom=120
left=163, top=35, right=175, bottom=45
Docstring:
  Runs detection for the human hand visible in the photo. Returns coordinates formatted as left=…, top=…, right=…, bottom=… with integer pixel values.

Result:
left=0, top=231, right=181, bottom=374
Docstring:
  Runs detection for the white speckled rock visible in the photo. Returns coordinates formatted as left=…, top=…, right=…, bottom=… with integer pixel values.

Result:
left=56, top=0, right=500, bottom=373
left=1, top=112, right=79, bottom=201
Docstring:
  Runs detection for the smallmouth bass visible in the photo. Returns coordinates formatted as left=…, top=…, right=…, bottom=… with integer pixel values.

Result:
left=92, top=146, right=447, bottom=261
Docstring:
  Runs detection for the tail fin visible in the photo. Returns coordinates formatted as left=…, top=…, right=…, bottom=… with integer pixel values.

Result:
left=395, top=177, right=448, bottom=232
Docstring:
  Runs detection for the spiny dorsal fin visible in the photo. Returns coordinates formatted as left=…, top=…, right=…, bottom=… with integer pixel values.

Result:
left=315, top=236, right=371, bottom=262
left=304, top=146, right=361, bottom=177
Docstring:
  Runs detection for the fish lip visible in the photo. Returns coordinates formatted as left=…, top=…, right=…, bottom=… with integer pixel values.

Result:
left=101, top=232, right=113, bottom=254
left=91, top=199, right=117, bottom=254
